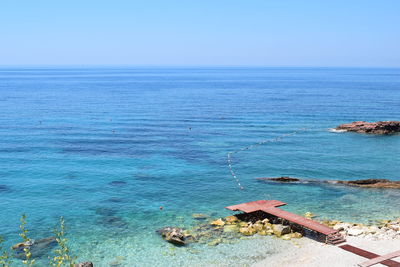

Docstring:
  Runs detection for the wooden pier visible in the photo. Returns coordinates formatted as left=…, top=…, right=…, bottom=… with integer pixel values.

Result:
left=340, top=245, right=400, bottom=267
left=225, top=199, right=345, bottom=244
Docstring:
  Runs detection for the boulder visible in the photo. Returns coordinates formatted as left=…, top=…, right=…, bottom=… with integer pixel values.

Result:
left=334, top=121, right=400, bottom=135
left=347, top=227, right=364, bottom=236
left=333, top=223, right=352, bottom=231
left=74, top=262, right=94, bottom=267
left=252, top=221, right=265, bottom=232
left=210, top=218, right=225, bottom=226
left=290, top=232, right=302, bottom=238
left=272, top=224, right=291, bottom=237
left=257, top=230, right=268, bottom=236
left=238, top=222, right=249, bottom=227
left=366, top=226, right=380, bottom=234
left=304, top=212, right=315, bottom=219
left=156, top=227, right=186, bottom=246
left=261, top=218, right=270, bottom=224
left=224, top=215, right=239, bottom=224
left=239, top=226, right=256, bottom=236
left=12, top=237, right=57, bottom=259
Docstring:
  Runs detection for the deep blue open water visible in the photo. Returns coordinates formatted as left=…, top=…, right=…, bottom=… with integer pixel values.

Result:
left=0, top=67, right=399, bottom=266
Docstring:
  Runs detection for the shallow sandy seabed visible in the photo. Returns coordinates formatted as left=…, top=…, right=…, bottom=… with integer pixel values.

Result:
left=252, top=236, right=400, bottom=267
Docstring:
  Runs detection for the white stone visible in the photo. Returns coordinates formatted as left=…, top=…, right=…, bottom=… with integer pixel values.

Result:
left=333, top=223, right=351, bottom=231
left=347, top=228, right=364, bottom=236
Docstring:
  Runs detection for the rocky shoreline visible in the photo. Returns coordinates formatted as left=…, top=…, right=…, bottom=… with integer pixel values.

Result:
left=325, top=218, right=400, bottom=241
left=157, top=214, right=304, bottom=247
left=157, top=212, right=400, bottom=247
left=334, top=121, right=400, bottom=134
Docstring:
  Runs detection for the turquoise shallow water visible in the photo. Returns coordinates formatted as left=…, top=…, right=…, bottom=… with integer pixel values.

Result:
left=0, top=67, right=399, bottom=266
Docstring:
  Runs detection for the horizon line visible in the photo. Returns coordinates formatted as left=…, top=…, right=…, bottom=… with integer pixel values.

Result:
left=0, top=64, right=400, bottom=69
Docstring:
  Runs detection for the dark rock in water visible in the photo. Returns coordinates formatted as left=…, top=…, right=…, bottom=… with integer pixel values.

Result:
left=95, top=207, right=117, bottom=216
left=257, top=176, right=300, bottom=183
left=108, top=181, right=127, bottom=186
left=74, top=262, right=94, bottom=267
left=192, top=214, right=209, bottom=220
left=0, top=184, right=10, bottom=192
left=334, top=121, right=400, bottom=135
left=257, top=176, right=400, bottom=189
left=347, top=179, right=389, bottom=185
left=107, top=197, right=124, bottom=203
left=156, top=227, right=186, bottom=246
left=100, top=216, right=128, bottom=229
left=337, top=179, right=400, bottom=189
left=12, top=236, right=57, bottom=259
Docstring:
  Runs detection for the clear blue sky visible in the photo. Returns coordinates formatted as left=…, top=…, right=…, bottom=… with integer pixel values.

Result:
left=1, top=0, right=400, bottom=66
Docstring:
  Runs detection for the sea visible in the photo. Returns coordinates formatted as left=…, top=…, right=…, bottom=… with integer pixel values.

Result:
left=0, top=66, right=399, bottom=266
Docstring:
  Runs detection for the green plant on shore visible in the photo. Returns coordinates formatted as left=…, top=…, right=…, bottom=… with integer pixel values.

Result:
left=50, top=217, right=76, bottom=267
left=0, top=236, right=13, bottom=267
left=19, top=214, right=35, bottom=266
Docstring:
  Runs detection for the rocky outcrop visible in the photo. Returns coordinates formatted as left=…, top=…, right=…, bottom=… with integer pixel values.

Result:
left=156, top=227, right=186, bottom=246
left=257, top=177, right=400, bottom=189
left=257, top=177, right=300, bottom=182
left=12, top=236, right=57, bottom=259
left=337, top=179, right=400, bottom=189
left=334, top=121, right=400, bottom=134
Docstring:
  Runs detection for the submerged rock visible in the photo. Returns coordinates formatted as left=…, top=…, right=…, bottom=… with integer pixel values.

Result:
left=224, top=215, right=239, bottom=224
left=100, top=216, right=128, bottom=229
left=108, top=180, right=127, bottom=186
left=337, top=179, right=400, bottom=189
left=95, top=207, right=117, bottom=217
left=223, top=224, right=238, bottom=233
left=334, top=121, right=400, bottom=135
left=192, top=214, right=209, bottom=220
left=156, top=227, right=186, bottom=246
left=207, top=238, right=222, bottom=246
left=257, top=177, right=300, bottom=183
left=257, top=176, right=400, bottom=189
left=74, top=262, right=94, bottom=267
left=12, top=236, right=57, bottom=259
left=210, top=218, right=225, bottom=226
left=0, top=185, right=10, bottom=192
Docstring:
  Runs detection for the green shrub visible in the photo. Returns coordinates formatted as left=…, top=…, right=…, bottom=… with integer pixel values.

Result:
left=0, top=235, right=13, bottom=267
left=19, top=214, right=35, bottom=266
left=50, top=217, right=76, bottom=267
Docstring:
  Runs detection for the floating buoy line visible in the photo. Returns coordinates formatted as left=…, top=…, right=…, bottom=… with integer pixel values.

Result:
left=227, top=128, right=308, bottom=190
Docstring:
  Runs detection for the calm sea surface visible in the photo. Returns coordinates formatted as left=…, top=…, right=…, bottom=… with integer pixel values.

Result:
left=0, top=67, right=399, bottom=266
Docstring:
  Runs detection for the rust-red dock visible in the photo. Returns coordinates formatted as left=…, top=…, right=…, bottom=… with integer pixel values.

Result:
left=225, top=199, right=345, bottom=244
